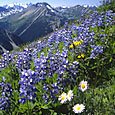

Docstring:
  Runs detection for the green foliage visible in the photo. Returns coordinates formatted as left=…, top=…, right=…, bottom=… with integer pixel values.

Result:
left=98, top=0, right=115, bottom=12
left=85, top=77, right=115, bottom=115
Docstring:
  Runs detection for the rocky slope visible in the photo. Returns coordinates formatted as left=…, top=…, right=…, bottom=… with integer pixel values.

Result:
left=0, top=29, right=23, bottom=54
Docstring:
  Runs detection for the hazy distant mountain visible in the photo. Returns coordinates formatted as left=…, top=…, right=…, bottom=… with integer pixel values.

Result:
left=0, top=29, right=23, bottom=54
left=0, top=2, right=66, bottom=42
left=0, top=2, right=97, bottom=44
left=0, top=7, right=8, bottom=12
left=56, top=5, right=96, bottom=20
left=0, top=3, right=32, bottom=19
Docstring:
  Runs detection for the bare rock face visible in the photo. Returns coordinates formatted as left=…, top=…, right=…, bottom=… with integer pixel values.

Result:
left=0, top=29, right=23, bottom=54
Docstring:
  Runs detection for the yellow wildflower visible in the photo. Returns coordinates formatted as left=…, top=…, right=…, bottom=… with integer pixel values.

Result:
left=69, top=44, right=74, bottom=49
left=77, top=54, right=85, bottom=58
left=73, top=40, right=83, bottom=46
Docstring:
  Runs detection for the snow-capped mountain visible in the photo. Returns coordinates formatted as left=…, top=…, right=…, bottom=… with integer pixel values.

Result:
left=0, top=3, right=32, bottom=19
left=0, top=2, right=97, bottom=47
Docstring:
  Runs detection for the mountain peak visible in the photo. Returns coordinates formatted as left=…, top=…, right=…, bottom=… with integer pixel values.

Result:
left=3, top=3, right=31, bottom=9
left=35, top=2, right=50, bottom=7
left=0, top=3, right=33, bottom=19
left=33, top=2, right=58, bottom=13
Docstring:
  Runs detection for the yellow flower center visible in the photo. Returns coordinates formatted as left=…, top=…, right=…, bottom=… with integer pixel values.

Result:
left=61, top=96, right=66, bottom=100
left=76, top=106, right=81, bottom=111
left=81, top=84, right=86, bottom=89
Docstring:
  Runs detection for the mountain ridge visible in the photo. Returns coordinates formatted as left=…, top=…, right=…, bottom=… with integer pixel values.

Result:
left=0, top=2, right=97, bottom=53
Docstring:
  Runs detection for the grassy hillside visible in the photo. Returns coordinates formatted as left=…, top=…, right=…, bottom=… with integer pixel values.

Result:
left=0, top=3, right=115, bottom=115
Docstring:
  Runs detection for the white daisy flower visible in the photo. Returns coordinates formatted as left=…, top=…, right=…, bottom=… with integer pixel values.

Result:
left=58, top=92, right=67, bottom=104
left=73, top=104, right=85, bottom=113
left=79, top=80, right=88, bottom=92
left=67, top=90, right=73, bottom=101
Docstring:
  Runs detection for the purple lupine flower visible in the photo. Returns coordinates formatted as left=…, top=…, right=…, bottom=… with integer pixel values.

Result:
left=0, top=51, right=12, bottom=69
left=90, top=45, right=103, bottom=59
left=0, top=79, right=12, bottom=110
left=19, top=69, right=37, bottom=104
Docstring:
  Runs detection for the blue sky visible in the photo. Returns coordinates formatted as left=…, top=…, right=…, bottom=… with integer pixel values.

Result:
left=0, top=0, right=101, bottom=7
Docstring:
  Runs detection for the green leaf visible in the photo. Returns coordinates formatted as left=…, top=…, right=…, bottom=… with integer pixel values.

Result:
left=0, top=111, right=3, bottom=115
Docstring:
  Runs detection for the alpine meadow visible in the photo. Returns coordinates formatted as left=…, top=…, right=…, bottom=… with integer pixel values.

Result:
left=0, top=0, right=115, bottom=115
